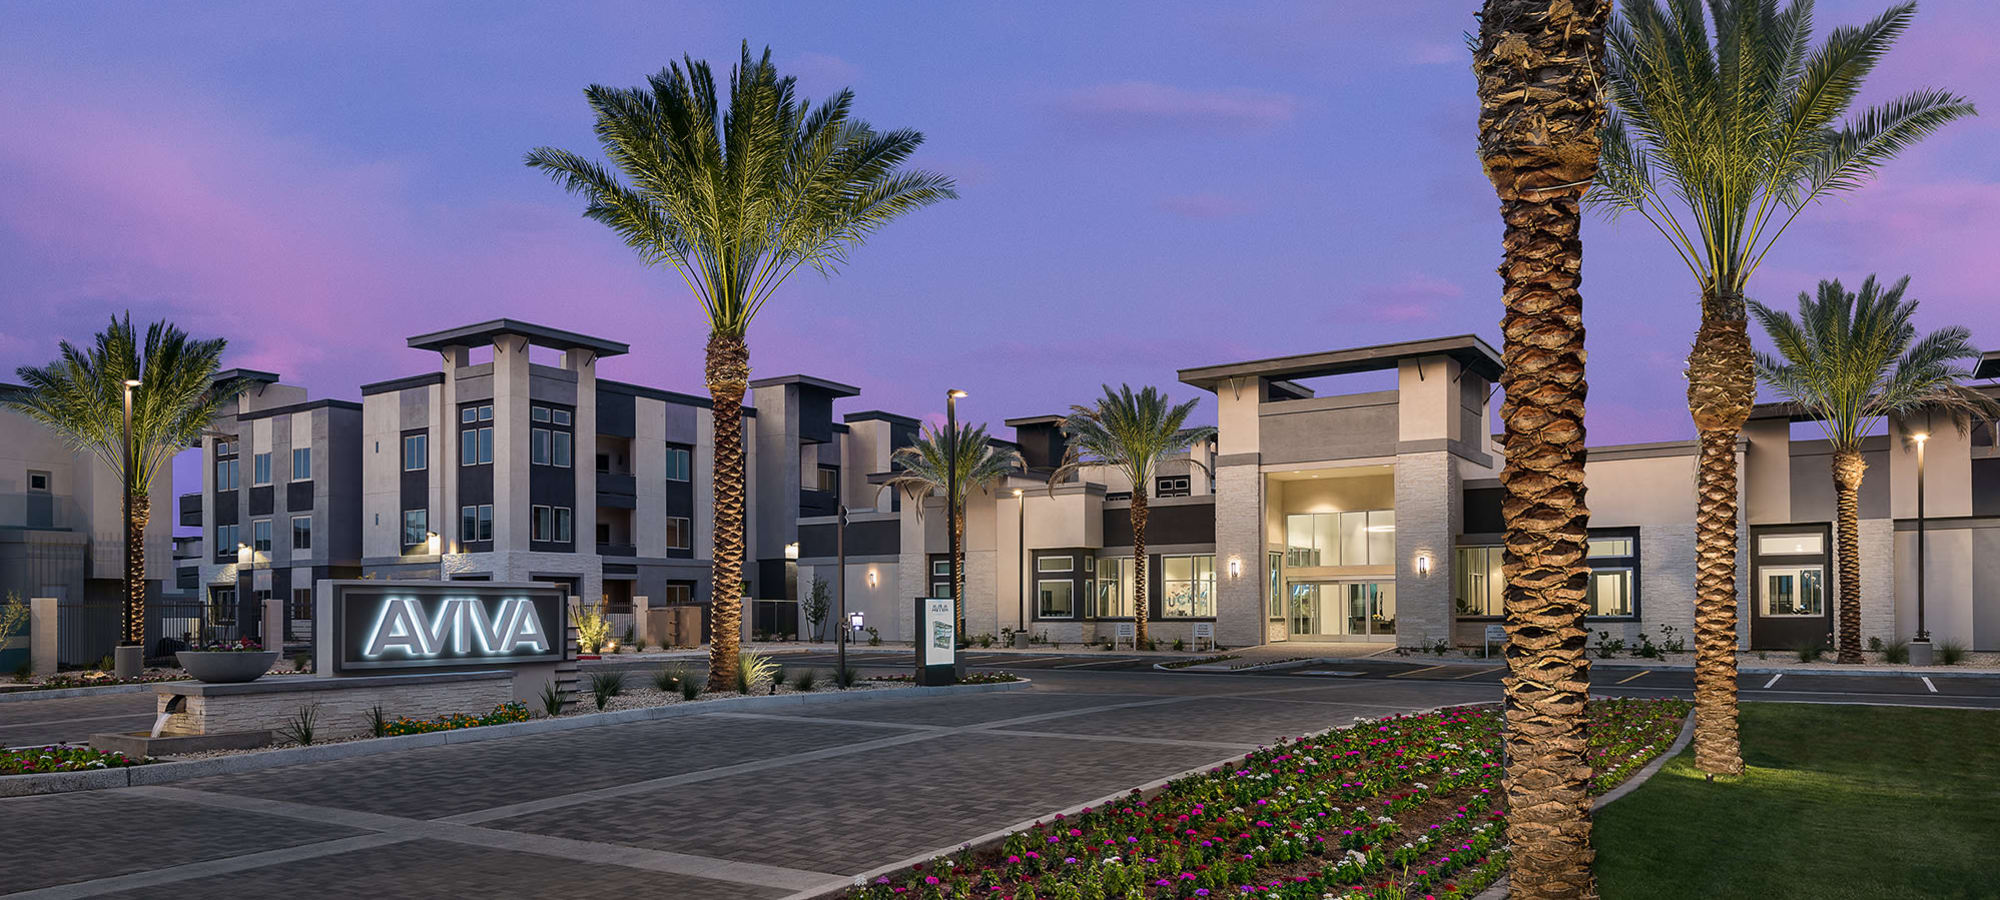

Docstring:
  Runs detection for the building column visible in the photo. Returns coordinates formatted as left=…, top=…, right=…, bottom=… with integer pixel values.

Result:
left=1393, top=450, right=1458, bottom=649
left=1212, top=458, right=1265, bottom=649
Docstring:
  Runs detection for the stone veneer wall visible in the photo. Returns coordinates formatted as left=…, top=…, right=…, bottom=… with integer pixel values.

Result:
left=1211, top=462, right=1265, bottom=649
left=1858, top=518, right=1895, bottom=648
left=1392, top=451, right=1456, bottom=650
left=159, top=673, right=514, bottom=740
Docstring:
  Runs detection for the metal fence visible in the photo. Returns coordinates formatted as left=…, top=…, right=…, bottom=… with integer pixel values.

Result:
left=148, top=593, right=261, bottom=659
left=56, top=597, right=122, bottom=668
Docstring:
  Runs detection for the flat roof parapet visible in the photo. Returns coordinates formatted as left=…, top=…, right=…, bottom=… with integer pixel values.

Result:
left=1178, top=334, right=1502, bottom=392
left=749, top=374, right=861, bottom=397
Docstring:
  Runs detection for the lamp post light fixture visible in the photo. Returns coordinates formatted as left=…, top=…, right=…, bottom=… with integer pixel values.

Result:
left=116, top=378, right=142, bottom=678
left=946, top=388, right=967, bottom=644
left=1911, top=430, right=1932, bottom=665
left=836, top=503, right=848, bottom=684
left=1013, top=488, right=1026, bottom=638
left=237, top=540, right=260, bottom=647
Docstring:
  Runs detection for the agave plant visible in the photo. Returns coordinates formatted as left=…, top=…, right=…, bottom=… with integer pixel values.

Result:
left=527, top=44, right=955, bottom=692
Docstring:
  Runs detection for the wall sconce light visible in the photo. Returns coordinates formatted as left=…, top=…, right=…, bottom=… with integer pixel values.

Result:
left=425, top=530, right=441, bottom=556
left=784, top=542, right=799, bottom=560
left=1415, top=554, right=1433, bottom=578
left=1227, top=557, right=1242, bottom=578
left=867, top=568, right=878, bottom=588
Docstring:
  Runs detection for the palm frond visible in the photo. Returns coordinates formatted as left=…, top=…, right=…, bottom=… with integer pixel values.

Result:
left=1049, top=385, right=1216, bottom=494
left=878, top=423, right=1023, bottom=517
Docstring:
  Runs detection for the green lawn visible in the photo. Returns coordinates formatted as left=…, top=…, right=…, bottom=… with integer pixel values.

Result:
left=1596, top=703, right=2000, bottom=899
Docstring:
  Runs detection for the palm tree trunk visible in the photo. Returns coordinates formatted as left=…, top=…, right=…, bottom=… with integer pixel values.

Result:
left=705, top=331, right=749, bottom=692
left=1475, top=0, right=1607, bottom=896
left=1687, top=292, right=1755, bottom=776
left=126, top=492, right=149, bottom=646
left=1129, top=492, right=1149, bottom=646
left=1831, top=450, right=1866, bottom=665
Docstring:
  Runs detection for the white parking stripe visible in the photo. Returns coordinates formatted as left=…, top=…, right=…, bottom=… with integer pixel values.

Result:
left=1762, top=673, right=1783, bottom=689
left=1922, top=676, right=1938, bottom=693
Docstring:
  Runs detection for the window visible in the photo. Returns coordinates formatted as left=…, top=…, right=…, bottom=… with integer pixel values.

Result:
left=252, top=452, right=272, bottom=486
left=662, top=583, right=692, bottom=605
left=290, top=587, right=314, bottom=621
left=252, top=518, right=272, bottom=553
left=214, top=523, right=240, bottom=561
left=402, top=434, right=427, bottom=471
left=1284, top=510, right=1395, bottom=567
left=1104, top=491, right=1133, bottom=502
left=461, top=426, right=493, bottom=466
left=1096, top=556, right=1135, bottom=618
left=209, top=587, right=237, bottom=626
left=1037, top=579, right=1075, bottom=618
left=1037, top=555, right=1073, bottom=573
left=532, top=429, right=551, bottom=465
left=402, top=510, right=428, bottom=550
left=26, top=470, right=49, bottom=492
left=1762, top=566, right=1826, bottom=616
left=930, top=557, right=951, bottom=599
left=553, top=409, right=571, bottom=426
left=1585, top=531, right=1638, bottom=618
left=532, top=505, right=553, bottom=541
left=1456, top=546, right=1505, bottom=617
left=215, top=439, right=234, bottom=457
left=1155, top=475, right=1190, bottom=498
left=291, top=447, right=311, bottom=480
left=665, top=446, right=691, bottom=482
left=816, top=466, right=839, bottom=493
left=1161, top=554, right=1216, bottom=618
left=1268, top=551, right=1284, bottom=620
left=1758, top=533, right=1824, bottom=556
left=556, top=507, right=572, bottom=543
left=531, top=406, right=550, bottom=423
left=214, top=456, right=239, bottom=491
left=291, top=515, right=312, bottom=551
left=666, top=516, right=691, bottom=550
left=554, top=431, right=571, bottom=468
left=460, top=505, right=493, bottom=543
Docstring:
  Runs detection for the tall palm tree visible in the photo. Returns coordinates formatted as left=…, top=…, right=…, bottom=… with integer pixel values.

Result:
left=1752, top=275, right=1994, bottom=664
left=1474, top=0, right=1609, bottom=895
left=527, top=44, right=955, bottom=691
left=7, top=315, right=240, bottom=649
left=1050, top=385, right=1214, bottom=647
left=879, top=423, right=1022, bottom=635
left=1591, top=0, right=1973, bottom=776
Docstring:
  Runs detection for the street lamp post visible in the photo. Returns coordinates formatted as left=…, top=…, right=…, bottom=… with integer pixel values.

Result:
left=1013, top=488, right=1026, bottom=642
left=836, top=504, right=848, bottom=686
left=946, top=389, right=966, bottom=644
left=1911, top=431, right=1932, bottom=665
left=116, top=378, right=143, bottom=679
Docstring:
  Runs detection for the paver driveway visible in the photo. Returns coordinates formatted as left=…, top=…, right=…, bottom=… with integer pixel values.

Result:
left=0, top=670, right=1498, bottom=899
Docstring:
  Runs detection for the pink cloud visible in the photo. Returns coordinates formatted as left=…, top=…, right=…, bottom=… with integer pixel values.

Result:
left=1349, top=273, right=1466, bottom=324
left=1050, top=81, right=1300, bottom=138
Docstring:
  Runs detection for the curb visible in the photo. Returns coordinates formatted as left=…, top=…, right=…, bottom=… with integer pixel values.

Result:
left=0, top=678, right=1030, bottom=798
left=1470, top=712, right=1697, bottom=900
left=0, top=680, right=189, bottom=704
left=1153, top=656, right=1340, bottom=674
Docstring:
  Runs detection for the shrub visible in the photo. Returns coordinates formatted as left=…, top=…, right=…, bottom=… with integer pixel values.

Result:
left=1795, top=641, right=1825, bottom=663
left=589, top=671, right=625, bottom=709
left=865, top=626, right=881, bottom=646
left=1883, top=641, right=1909, bottom=664
left=539, top=681, right=566, bottom=717
left=791, top=668, right=820, bottom=692
left=831, top=665, right=862, bottom=689
left=571, top=599, right=611, bottom=654
left=291, top=653, right=311, bottom=674
left=1938, top=640, right=1968, bottom=665
left=1868, top=636, right=1884, bottom=652
left=381, top=702, right=531, bottom=736
left=0, top=745, right=149, bottom=775
left=679, top=671, right=703, bottom=701
left=1593, top=632, right=1627, bottom=659
left=1657, top=625, right=1686, bottom=654
left=278, top=703, right=320, bottom=746
left=653, top=664, right=684, bottom=693
left=1172, top=638, right=1186, bottom=652
left=736, top=652, right=779, bottom=694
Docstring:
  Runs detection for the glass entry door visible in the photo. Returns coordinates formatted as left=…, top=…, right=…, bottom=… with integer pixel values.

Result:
left=1287, top=580, right=1396, bottom=640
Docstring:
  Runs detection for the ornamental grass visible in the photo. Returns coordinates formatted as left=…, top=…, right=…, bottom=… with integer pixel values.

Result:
left=846, top=698, right=1687, bottom=900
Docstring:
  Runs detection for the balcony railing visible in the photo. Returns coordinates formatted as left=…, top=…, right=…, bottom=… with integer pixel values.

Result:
left=597, top=542, right=637, bottom=557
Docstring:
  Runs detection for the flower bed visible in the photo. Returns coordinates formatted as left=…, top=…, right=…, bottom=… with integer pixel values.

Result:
left=378, top=702, right=531, bottom=737
left=868, top=671, right=1021, bottom=685
left=845, top=697, right=1688, bottom=899
left=0, top=745, right=150, bottom=775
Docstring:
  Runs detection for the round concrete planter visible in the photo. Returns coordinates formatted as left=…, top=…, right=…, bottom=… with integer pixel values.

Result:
left=176, top=651, right=279, bottom=684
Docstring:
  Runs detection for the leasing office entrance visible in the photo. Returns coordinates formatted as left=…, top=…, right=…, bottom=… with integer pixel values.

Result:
left=1286, top=579, right=1397, bottom=641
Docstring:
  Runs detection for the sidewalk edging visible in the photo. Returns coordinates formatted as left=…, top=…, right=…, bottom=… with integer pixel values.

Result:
left=0, top=678, right=1029, bottom=798
left=0, top=680, right=187, bottom=704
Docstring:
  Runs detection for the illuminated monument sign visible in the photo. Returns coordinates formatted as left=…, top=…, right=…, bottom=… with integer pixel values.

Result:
left=329, top=582, right=567, bottom=674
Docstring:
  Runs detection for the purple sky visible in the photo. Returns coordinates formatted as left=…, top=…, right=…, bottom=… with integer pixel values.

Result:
left=3, top=1, right=1996, bottom=516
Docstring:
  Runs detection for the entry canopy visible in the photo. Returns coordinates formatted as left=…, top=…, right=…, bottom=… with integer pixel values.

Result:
left=1177, top=334, right=1503, bottom=393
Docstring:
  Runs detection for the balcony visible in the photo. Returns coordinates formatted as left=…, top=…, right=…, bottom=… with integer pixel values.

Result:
left=596, top=542, right=636, bottom=558
left=596, top=472, right=636, bottom=509
left=798, top=488, right=838, bottom=519
left=179, top=492, right=202, bottom=527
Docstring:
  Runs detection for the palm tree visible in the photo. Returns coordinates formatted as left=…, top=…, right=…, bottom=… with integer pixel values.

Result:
left=1591, top=0, right=1973, bottom=776
left=1050, top=385, right=1215, bottom=647
left=879, top=423, right=1022, bottom=636
left=1474, top=0, right=1609, bottom=895
left=1752, top=276, right=1994, bottom=664
left=6, top=315, right=240, bottom=650
left=527, top=44, right=955, bottom=691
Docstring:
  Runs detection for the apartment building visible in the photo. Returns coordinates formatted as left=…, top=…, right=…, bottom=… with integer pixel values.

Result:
left=0, top=387, right=175, bottom=663
left=354, top=320, right=718, bottom=623
left=192, top=369, right=365, bottom=643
